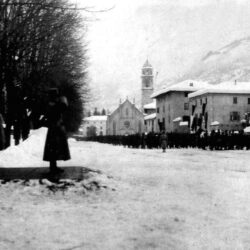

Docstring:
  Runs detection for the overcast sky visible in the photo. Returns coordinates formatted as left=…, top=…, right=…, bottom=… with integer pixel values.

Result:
left=76, top=0, right=250, bottom=111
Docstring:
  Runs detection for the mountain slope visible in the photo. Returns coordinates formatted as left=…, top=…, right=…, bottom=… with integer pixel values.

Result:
left=184, top=37, right=250, bottom=83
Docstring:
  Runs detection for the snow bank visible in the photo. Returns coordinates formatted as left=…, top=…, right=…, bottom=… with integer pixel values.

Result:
left=0, top=127, right=48, bottom=168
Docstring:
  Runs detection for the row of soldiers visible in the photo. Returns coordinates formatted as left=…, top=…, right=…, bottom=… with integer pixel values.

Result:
left=77, top=130, right=250, bottom=150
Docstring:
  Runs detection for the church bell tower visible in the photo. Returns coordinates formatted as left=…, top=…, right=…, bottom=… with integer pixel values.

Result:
left=141, top=59, right=154, bottom=109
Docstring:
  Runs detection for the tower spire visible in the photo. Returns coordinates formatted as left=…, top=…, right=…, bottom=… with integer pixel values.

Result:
left=141, top=60, right=154, bottom=110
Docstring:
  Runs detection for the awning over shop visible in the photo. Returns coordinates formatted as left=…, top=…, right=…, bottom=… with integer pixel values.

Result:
left=179, top=121, right=188, bottom=126
left=173, top=117, right=182, bottom=122
left=211, top=121, right=220, bottom=126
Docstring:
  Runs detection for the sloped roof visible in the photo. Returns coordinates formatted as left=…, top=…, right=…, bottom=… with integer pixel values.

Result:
left=151, top=80, right=211, bottom=98
left=84, top=115, right=107, bottom=121
left=143, top=59, right=152, bottom=68
left=188, top=81, right=250, bottom=98
left=109, top=99, right=143, bottom=117
left=144, top=113, right=156, bottom=120
left=143, top=101, right=156, bottom=109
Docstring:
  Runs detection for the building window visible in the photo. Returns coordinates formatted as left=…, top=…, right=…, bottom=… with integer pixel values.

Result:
left=248, top=98, right=250, bottom=104
left=157, top=107, right=160, bottom=113
left=163, top=105, right=165, bottom=113
left=230, top=111, right=240, bottom=121
left=184, top=103, right=189, bottom=110
left=233, top=97, right=237, bottom=104
left=126, top=108, right=129, bottom=116
left=184, top=92, right=188, bottom=97
left=200, top=99, right=202, bottom=105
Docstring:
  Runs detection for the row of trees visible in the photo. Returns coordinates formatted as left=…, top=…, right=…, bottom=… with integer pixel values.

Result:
left=0, top=0, right=88, bottom=147
left=87, top=108, right=107, bottom=117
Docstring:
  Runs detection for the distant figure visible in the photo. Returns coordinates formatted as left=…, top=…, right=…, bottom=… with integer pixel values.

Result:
left=0, top=113, right=5, bottom=150
left=43, top=88, right=71, bottom=173
left=160, top=130, right=167, bottom=153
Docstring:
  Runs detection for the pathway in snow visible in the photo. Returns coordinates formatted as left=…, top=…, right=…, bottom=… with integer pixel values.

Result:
left=1, top=130, right=250, bottom=249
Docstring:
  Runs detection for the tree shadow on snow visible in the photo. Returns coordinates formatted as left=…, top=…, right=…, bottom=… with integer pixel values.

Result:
left=0, top=166, right=101, bottom=182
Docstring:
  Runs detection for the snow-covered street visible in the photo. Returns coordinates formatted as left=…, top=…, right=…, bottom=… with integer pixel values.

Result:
left=1, top=128, right=250, bottom=249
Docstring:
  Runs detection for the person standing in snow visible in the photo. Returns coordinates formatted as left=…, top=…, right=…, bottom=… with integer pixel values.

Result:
left=160, top=130, right=167, bottom=153
left=0, top=113, right=5, bottom=150
left=43, top=88, right=71, bottom=173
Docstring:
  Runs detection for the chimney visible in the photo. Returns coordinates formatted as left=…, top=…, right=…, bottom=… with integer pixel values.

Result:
left=235, top=80, right=237, bottom=85
left=189, top=82, right=193, bottom=87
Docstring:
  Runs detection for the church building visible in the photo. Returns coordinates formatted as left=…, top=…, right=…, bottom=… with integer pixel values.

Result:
left=107, top=99, right=144, bottom=135
left=106, top=60, right=156, bottom=136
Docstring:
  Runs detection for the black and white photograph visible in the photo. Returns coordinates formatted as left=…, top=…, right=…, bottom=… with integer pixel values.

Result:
left=1, top=0, right=250, bottom=249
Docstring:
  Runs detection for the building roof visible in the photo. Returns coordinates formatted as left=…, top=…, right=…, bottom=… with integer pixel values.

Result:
left=144, top=113, right=156, bottom=120
left=151, top=80, right=210, bottom=98
left=143, top=101, right=156, bottom=109
left=84, top=115, right=107, bottom=121
left=109, top=99, right=143, bottom=118
left=188, top=81, right=250, bottom=98
left=143, top=59, right=152, bottom=68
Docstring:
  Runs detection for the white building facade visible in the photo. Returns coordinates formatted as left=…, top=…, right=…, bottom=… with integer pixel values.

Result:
left=151, top=80, right=211, bottom=132
left=188, top=81, right=250, bottom=132
left=80, top=116, right=107, bottom=137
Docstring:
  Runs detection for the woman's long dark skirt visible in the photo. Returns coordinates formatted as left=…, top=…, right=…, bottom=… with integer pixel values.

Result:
left=43, top=125, right=70, bottom=161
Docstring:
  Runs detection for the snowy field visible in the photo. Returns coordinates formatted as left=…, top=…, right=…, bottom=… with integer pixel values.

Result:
left=1, top=128, right=250, bottom=249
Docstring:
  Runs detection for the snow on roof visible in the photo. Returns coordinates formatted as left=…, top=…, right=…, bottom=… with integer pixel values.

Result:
left=151, top=80, right=210, bottom=98
left=143, top=102, right=156, bottom=109
left=188, top=81, right=250, bottom=98
left=144, top=113, right=156, bottom=120
left=211, top=121, right=220, bottom=126
left=84, top=116, right=107, bottom=121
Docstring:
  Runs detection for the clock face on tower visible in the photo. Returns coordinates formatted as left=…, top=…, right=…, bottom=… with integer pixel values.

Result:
left=143, top=68, right=152, bottom=75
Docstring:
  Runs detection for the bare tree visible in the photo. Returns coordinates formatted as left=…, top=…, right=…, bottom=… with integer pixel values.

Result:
left=0, top=0, right=89, bottom=147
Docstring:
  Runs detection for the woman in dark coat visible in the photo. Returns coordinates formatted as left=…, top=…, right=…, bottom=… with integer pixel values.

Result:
left=43, top=88, right=70, bottom=173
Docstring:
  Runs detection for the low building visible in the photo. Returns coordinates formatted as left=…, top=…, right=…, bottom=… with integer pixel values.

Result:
left=144, top=113, right=157, bottom=133
left=80, top=116, right=107, bottom=137
left=151, top=80, right=210, bottom=132
left=143, top=101, right=156, bottom=133
left=107, top=99, right=144, bottom=135
left=188, top=81, right=250, bottom=132
left=143, top=101, right=156, bottom=115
